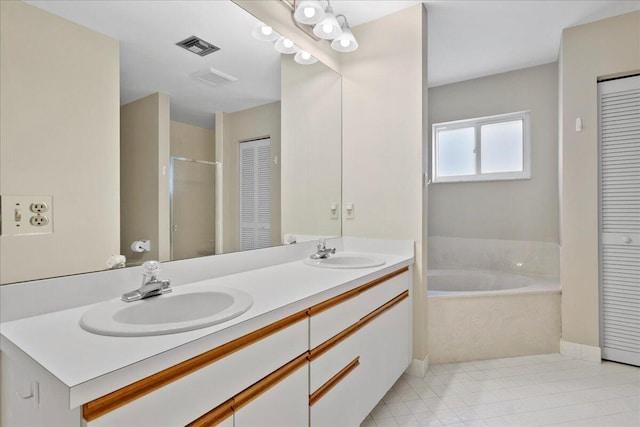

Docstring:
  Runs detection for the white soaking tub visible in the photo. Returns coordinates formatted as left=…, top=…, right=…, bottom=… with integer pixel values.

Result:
left=426, top=269, right=561, bottom=364
left=427, top=269, right=558, bottom=296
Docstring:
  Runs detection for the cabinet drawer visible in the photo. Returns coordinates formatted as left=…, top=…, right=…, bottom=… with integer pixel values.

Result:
left=309, top=325, right=361, bottom=393
left=84, top=314, right=308, bottom=427
left=233, top=360, right=308, bottom=427
left=309, top=268, right=409, bottom=348
left=310, top=358, right=361, bottom=427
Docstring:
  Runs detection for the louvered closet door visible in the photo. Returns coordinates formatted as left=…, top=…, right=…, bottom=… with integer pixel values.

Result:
left=599, top=75, right=640, bottom=367
left=240, top=138, right=271, bottom=251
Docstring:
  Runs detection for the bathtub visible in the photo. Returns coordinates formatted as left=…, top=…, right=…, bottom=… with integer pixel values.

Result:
left=427, top=269, right=559, bottom=296
left=426, top=269, right=561, bottom=364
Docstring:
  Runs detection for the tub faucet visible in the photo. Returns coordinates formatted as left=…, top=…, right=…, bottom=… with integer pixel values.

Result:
left=310, top=238, right=336, bottom=260
left=122, top=260, right=172, bottom=302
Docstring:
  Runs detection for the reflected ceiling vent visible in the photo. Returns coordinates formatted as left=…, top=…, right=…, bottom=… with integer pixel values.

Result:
left=176, top=36, right=220, bottom=57
left=192, top=68, right=239, bottom=88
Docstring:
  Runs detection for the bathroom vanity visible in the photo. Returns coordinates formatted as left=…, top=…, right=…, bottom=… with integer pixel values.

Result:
left=0, top=238, right=414, bottom=426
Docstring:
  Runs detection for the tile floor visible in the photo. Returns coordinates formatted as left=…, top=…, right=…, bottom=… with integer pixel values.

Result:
left=362, top=354, right=639, bottom=427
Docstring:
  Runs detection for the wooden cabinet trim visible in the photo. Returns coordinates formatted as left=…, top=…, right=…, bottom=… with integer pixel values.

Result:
left=309, top=357, right=360, bottom=406
left=308, top=267, right=409, bottom=317
left=308, top=290, right=409, bottom=361
left=82, top=309, right=308, bottom=422
left=232, top=352, right=309, bottom=412
left=187, top=353, right=309, bottom=426
left=186, top=399, right=234, bottom=427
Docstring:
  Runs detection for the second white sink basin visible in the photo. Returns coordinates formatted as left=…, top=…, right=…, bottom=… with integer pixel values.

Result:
left=304, top=252, right=385, bottom=269
left=80, top=286, right=253, bottom=337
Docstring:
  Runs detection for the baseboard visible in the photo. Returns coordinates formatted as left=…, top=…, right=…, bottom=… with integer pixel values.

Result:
left=561, top=340, right=601, bottom=363
left=405, top=354, right=429, bottom=377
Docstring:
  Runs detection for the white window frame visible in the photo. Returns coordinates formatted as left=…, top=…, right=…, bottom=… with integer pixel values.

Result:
left=431, top=111, right=531, bottom=183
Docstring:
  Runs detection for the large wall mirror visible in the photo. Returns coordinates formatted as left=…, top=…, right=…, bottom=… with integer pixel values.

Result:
left=0, top=0, right=342, bottom=284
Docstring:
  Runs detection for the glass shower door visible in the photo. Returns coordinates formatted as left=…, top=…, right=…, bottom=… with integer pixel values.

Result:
left=170, top=157, right=216, bottom=261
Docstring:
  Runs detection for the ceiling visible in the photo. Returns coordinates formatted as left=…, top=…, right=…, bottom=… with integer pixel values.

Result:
left=27, top=0, right=282, bottom=129
left=332, top=0, right=640, bottom=87
left=27, top=0, right=640, bottom=128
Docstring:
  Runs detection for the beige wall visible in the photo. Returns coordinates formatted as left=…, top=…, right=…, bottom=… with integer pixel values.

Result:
left=220, top=102, right=281, bottom=253
left=120, top=93, right=171, bottom=265
left=170, top=121, right=215, bottom=162
left=559, top=12, right=640, bottom=347
left=281, top=56, right=342, bottom=240
left=428, top=63, right=559, bottom=243
left=342, top=5, right=428, bottom=360
left=0, top=1, right=120, bottom=284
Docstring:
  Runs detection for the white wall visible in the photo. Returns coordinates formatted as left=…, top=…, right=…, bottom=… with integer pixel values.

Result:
left=281, top=56, right=342, bottom=241
left=428, top=63, right=559, bottom=243
left=342, top=5, right=428, bottom=360
left=559, top=11, right=640, bottom=347
left=0, top=1, right=120, bottom=284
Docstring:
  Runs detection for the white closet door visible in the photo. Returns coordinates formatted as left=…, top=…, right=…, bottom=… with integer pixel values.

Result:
left=599, top=74, right=640, bottom=367
left=240, top=138, right=271, bottom=251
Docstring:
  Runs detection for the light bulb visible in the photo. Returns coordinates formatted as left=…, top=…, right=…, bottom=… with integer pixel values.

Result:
left=283, top=39, right=294, bottom=48
left=302, top=51, right=311, bottom=60
left=261, top=25, right=273, bottom=36
left=340, top=39, right=350, bottom=47
left=322, top=23, right=333, bottom=34
left=303, top=7, right=315, bottom=18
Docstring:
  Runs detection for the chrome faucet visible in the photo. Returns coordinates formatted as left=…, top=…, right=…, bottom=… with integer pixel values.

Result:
left=122, top=260, right=172, bottom=302
left=310, top=238, right=336, bottom=260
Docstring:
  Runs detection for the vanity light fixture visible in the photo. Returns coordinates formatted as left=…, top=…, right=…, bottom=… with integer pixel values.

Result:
left=312, top=3, right=342, bottom=40
left=252, top=0, right=359, bottom=66
left=331, top=15, right=358, bottom=52
left=293, top=0, right=325, bottom=25
left=294, top=50, right=318, bottom=65
left=251, top=22, right=280, bottom=42
left=274, top=36, right=299, bottom=54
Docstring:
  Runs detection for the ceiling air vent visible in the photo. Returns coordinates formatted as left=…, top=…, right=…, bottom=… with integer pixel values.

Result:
left=192, top=68, right=238, bottom=88
left=176, top=36, right=220, bottom=57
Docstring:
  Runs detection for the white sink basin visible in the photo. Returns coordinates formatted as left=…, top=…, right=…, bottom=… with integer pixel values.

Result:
left=304, top=252, right=385, bottom=269
left=80, top=286, right=253, bottom=336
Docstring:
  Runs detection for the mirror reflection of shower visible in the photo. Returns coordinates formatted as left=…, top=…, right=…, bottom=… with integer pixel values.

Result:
left=170, top=157, right=218, bottom=261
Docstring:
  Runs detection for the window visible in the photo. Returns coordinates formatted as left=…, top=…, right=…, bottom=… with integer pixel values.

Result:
left=432, top=111, right=531, bottom=183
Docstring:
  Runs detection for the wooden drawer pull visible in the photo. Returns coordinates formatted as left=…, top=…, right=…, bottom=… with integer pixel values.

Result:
left=309, top=290, right=409, bottom=361
left=309, top=357, right=360, bottom=406
left=186, top=399, right=233, bottom=427
left=187, top=353, right=309, bottom=427
left=308, top=267, right=409, bottom=317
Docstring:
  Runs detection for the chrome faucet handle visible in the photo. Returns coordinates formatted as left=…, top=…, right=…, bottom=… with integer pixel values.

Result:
left=318, top=238, right=327, bottom=251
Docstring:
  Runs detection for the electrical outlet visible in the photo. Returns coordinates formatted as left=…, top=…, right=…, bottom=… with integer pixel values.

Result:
left=1, top=195, right=53, bottom=235
left=30, top=202, right=49, bottom=213
left=30, top=215, right=49, bottom=226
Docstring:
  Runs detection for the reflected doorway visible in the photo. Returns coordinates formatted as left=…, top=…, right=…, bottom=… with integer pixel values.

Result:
left=170, top=157, right=217, bottom=260
left=240, top=137, right=272, bottom=251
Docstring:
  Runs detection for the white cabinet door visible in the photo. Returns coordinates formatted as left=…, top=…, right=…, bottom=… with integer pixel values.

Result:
left=356, top=298, right=411, bottom=422
left=234, top=362, right=308, bottom=427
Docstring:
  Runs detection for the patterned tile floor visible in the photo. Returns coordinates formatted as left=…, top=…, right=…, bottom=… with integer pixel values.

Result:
left=361, top=354, right=639, bottom=427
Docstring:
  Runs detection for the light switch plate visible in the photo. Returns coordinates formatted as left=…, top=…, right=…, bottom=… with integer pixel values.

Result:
left=1, top=195, right=53, bottom=236
left=329, top=203, right=339, bottom=219
left=345, top=202, right=354, bottom=219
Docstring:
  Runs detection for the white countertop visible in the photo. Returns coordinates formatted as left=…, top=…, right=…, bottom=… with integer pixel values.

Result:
left=1, top=247, right=413, bottom=408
